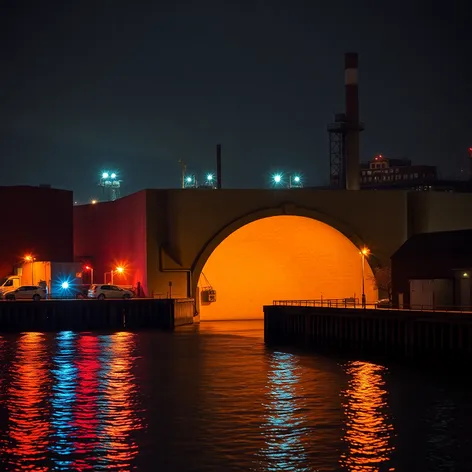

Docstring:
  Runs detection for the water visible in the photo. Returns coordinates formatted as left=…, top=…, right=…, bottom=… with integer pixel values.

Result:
left=0, top=320, right=471, bottom=471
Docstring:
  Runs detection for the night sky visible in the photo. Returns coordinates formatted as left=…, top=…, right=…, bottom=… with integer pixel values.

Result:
left=1, top=1, right=470, bottom=202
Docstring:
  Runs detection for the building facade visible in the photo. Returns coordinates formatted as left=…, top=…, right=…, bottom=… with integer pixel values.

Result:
left=360, top=154, right=438, bottom=190
left=0, top=186, right=74, bottom=278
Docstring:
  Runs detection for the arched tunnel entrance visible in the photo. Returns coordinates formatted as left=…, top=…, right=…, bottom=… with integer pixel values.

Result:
left=197, top=215, right=377, bottom=320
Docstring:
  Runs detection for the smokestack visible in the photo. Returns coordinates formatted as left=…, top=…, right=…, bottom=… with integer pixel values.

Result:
left=344, top=52, right=360, bottom=190
left=216, top=144, right=222, bottom=189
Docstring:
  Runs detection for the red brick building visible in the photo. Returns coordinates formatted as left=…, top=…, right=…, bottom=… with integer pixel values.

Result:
left=0, top=186, right=74, bottom=278
left=73, top=190, right=148, bottom=294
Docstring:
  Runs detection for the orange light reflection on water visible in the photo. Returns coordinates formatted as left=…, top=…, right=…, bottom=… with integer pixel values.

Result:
left=6, top=332, right=50, bottom=471
left=98, top=332, right=142, bottom=469
left=340, top=360, right=395, bottom=471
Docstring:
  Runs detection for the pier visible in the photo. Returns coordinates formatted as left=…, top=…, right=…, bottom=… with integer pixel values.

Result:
left=264, top=300, right=472, bottom=364
left=0, top=298, right=195, bottom=332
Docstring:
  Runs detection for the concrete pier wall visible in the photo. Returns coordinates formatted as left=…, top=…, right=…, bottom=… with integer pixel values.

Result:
left=264, top=305, right=472, bottom=364
left=0, top=298, right=195, bottom=332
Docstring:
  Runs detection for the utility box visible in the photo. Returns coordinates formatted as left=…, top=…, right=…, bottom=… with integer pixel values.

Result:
left=409, top=278, right=453, bottom=309
left=201, top=289, right=217, bottom=304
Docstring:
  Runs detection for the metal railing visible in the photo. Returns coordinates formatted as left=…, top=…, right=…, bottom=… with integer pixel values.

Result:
left=273, top=298, right=360, bottom=308
left=272, top=299, right=472, bottom=313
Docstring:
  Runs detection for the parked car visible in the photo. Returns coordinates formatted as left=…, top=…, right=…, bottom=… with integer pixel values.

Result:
left=3, top=285, right=47, bottom=301
left=376, top=298, right=392, bottom=308
left=73, top=284, right=91, bottom=299
left=87, top=284, right=134, bottom=300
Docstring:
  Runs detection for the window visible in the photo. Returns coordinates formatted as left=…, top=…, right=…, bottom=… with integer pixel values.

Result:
left=5, top=280, right=13, bottom=287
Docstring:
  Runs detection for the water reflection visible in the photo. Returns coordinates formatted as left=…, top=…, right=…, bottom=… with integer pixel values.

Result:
left=258, top=351, right=310, bottom=471
left=4, top=332, right=50, bottom=471
left=50, top=331, right=78, bottom=470
left=340, top=360, right=395, bottom=471
left=71, top=334, right=101, bottom=470
left=97, top=332, right=143, bottom=469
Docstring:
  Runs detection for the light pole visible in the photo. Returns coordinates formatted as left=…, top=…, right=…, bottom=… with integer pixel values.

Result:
left=289, top=175, right=302, bottom=188
left=272, top=173, right=283, bottom=187
left=360, top=247, right=370, bottom=308
left=111, top=266, right=124, bottom=285
left=24, top=255, right=36, bottom=284
left=85, top=265, right=94, bottom=284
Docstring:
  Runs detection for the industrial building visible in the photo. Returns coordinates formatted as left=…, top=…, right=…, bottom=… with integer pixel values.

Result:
left=359, top=154, right=472, bottom=192
left=0, top=186, right=74, bottom=279
left=360, top=155, right=436, bottom=189
left=391, top=229, right=472, bottom=309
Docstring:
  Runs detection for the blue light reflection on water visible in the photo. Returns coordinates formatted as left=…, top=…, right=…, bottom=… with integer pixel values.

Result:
left=258, top=351, right=310, bottom=472
left=50, top=330, right=77, bottom=470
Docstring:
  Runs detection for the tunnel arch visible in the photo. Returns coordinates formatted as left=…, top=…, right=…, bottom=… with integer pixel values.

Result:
left=192, top=204, right=378, bottom=320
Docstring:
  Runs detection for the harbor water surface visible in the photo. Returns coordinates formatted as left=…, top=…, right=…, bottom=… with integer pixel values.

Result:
left=0, top=320, right=471, bottom=471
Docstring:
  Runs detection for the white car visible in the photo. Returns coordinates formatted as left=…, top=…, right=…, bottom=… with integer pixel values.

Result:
left=4, top=285, right=47, bottom=301
left=88, top=284, right=134, bottom=300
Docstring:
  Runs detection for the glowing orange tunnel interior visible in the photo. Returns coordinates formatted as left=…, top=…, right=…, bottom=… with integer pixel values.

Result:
left=198, top=215, right=377, bottom=320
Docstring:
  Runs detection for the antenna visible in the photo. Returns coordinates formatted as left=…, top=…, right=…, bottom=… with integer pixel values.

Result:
left=178, top=159, right=187, bottom=189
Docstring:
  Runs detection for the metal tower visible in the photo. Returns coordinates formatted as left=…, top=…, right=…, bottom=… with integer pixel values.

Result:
left=99, top=172, right=121, bottom=201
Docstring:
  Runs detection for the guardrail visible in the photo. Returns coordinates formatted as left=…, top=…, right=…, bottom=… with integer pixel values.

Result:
left=273, top=298, right=360, bottom=308
left=272, top=299, right=472, bottom=313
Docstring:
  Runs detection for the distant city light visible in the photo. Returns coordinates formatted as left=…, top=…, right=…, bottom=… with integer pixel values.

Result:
left=186, top=176, right=192, bottom=183
left=111, top=173, right=117, bottom=179
left=206, top=173, right=214, bottom=182
left=61, top=281, right=69, bottom=289
left=91, top=199, right=98, bottom=204
left=115, top=266, right=124, bottom=274
left=293, top=176, right=300, bottom=183
left=273, top=174, right=282, bottom=184
left=102, top=172, right=109, bottom=179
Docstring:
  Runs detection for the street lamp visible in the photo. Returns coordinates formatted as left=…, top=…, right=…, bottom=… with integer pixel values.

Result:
left=85, top=265, right=94, bottom=284
left=111, top=266, right=124, bottom=284
left=24, top=254, right=36, bottom=284
left=184, top=175, right=197, bottom=188
left=272, top=173, right=283, bottom=187
left=359, top=247, right=370, bottom=308
left=289, top=175, right=303, bottom=188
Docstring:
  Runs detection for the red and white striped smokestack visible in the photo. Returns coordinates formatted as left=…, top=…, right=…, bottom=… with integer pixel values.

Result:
left=344, top=52, right=360, bottom=190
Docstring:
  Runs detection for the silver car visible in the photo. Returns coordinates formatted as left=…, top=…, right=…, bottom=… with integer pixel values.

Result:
left=4, top=285, right=47, bottom=301
left=87, top=284, right=133, bottom=300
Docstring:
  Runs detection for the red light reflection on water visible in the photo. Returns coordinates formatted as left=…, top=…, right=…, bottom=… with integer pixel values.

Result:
left=71, top=335, right=101, bottom=470
left=5, top=332, right=50, bottom=471
left=340, top=360, right=395, bottom=471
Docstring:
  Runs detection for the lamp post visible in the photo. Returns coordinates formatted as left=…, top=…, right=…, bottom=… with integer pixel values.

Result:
left=85, top=265, right=94, bottom=284
left=24, top=255, right=36, bottom=284
left=111, top=266, right=124, bottom=285
left=289, top=175, right=302, bottom=188
left=272, top=173, right=283, bottom=187
left=360, top=247, right=370, bottom=308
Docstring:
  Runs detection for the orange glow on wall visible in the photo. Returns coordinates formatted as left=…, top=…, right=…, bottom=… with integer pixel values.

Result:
left=198, top=216, right=377, bottom=320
